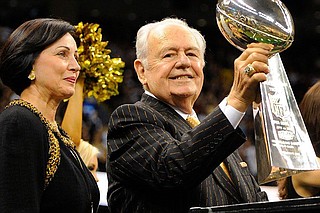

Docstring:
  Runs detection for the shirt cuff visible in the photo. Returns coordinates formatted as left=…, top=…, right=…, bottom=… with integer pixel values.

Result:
left=219, top=97, right=245, bottom=129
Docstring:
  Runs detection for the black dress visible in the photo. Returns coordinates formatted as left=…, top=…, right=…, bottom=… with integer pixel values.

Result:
left=0, top=103, right=100, bottom=213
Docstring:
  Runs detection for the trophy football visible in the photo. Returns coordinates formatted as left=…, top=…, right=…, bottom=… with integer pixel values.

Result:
left=216, top=0, right=320, bottom=184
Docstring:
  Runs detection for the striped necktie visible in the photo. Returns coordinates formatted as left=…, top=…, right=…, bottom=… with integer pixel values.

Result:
left=186, top=115, right=232, bottom=180
left=186, top=115, right=200, bottom=128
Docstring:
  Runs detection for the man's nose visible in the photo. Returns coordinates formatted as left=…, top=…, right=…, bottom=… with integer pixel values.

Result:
left=175, top=53, right=191, bottom=68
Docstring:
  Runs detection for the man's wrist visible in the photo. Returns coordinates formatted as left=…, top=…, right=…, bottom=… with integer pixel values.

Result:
left=219, top=97, right=245, bottom=129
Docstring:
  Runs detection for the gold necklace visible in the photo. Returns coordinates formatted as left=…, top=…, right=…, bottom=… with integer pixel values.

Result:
left=7, top=99, right=76, bottom=189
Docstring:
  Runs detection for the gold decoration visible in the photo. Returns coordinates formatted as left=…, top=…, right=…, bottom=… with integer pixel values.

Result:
left=75, top=22, right=125, bottom=103
left=7, top=99, right=76, bottom=190
left=28, top=69, right=36, bottom=80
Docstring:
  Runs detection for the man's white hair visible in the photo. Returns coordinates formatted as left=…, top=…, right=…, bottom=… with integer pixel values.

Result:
left=135, top=17, right=206, bottom=68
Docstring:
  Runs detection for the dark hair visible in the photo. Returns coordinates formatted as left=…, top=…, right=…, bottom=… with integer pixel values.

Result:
left=0, top=18, right=76, bottom=95
left=299, top=80, right=320, bottom=157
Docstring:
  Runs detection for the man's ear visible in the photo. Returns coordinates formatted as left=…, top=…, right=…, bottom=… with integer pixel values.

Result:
left=134, top=59, right=147, bottom=85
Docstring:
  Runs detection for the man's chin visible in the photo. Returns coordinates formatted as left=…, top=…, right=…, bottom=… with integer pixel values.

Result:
left=171, top=91, right=197, bottom=99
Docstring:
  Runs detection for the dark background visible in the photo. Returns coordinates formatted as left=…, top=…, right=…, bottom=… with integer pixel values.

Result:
left=1, top=0, right=319, bottom=109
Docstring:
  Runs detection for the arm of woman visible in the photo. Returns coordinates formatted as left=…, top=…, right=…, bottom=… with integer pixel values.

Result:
left=293, top=158, right=320, bottom=188
left=61, top=77, right=84, bottom=146
left=0, top=108, right=47, bottom=212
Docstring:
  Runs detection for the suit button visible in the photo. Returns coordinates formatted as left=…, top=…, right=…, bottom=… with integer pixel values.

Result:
left=210, top=144, right=215, bottom=149
left=213, top=133, right=223, bottom=145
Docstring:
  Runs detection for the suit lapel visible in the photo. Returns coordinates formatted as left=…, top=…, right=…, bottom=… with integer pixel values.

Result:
left=141, top=94, right=190, bottom=132
left=212, top=160, right=243, bottom=203
left=227, top=151, right=257, bottom=202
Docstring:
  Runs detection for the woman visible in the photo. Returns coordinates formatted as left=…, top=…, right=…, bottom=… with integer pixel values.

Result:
left=277, top=81, right=320, bottom=199
left=0, top=18, right=100, bottom=212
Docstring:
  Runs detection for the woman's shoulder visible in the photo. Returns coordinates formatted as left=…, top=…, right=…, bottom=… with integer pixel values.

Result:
left=0, top=104, right=45, bottom=131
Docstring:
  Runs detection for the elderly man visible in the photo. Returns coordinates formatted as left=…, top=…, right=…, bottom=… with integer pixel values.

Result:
left=107, top=17, right=272, bottom=213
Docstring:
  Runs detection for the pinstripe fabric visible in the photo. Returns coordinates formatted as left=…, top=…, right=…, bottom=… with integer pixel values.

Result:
left=107, top=93, right=268, bottom=213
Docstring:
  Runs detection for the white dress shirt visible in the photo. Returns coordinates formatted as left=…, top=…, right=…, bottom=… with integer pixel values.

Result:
left=144, top=91, right=244, bottom=129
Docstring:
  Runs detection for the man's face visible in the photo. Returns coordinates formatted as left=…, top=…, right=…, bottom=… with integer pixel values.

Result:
left=138, top=25, right=205, bottom=113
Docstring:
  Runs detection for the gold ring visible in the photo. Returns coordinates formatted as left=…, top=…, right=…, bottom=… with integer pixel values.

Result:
left=244, top=64, right=256, bottom=77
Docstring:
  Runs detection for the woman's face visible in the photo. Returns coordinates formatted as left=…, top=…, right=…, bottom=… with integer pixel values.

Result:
left=32, top=33, right=80, bottom=100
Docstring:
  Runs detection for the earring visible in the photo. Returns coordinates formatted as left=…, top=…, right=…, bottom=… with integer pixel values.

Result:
left=28, top=70, right=36, bottom=80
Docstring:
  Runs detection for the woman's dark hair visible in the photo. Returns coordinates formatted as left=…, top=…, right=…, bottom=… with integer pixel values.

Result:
left=0, top=18, right=76, bottom=95
left=299, top=80, right=320, bottom=157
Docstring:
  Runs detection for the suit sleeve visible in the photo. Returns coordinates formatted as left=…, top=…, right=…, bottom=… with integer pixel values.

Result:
left=107, top=103, right=246, bottom=190
left=0, top=108, right=48, bottom=212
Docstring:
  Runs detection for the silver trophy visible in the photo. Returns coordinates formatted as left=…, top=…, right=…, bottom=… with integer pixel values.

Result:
left=216, top=0, right=320, bottom=184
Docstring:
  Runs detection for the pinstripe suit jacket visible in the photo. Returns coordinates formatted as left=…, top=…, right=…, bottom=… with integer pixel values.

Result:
left=107, top=93, right=268, bottom=213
